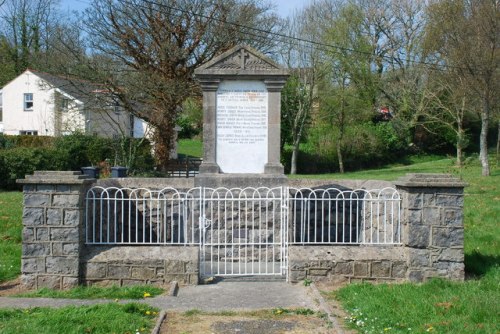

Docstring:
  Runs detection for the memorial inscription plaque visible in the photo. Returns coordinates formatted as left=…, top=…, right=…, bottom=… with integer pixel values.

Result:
left=216, top=80, right=268, bottom=173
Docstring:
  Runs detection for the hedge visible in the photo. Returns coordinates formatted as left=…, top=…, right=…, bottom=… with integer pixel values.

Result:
left=0, top=134, right=155, bottom=190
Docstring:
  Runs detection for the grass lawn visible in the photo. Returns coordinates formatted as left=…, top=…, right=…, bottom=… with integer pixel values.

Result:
left=0, top=303, right=159, bottom=334
left=16, top=285, right=164, bottom=299
left=320, top=156, right=500, bottom=334
left=177, top=138, right=202, bottom=158
left=0, top=191, right=23, bottom=282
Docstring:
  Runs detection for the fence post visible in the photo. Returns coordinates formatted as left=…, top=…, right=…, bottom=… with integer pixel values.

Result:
left=17, top=171, right=95, bottom=290
left=395, top=173, right=466, bottom=282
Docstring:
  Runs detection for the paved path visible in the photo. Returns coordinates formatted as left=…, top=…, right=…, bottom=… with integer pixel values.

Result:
left=0, top=281, right=316, bottom=311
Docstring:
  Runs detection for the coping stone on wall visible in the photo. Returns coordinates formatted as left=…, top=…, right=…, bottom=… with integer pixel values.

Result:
left=394, top=174, right=467, bottom=188
left=17, top=171, right=95, bottom=185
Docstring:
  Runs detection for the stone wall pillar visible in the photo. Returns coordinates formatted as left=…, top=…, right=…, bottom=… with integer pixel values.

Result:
left=264, top=79, right=287, bottom=174
left=18, top=171, right=95, bottom=290
left=395, top=174, right=466, bottom=282
left=198, top=78, right=221, bottom=174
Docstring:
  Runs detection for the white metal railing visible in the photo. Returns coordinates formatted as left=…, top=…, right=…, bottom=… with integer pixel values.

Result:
left=289, top=187, right=401, bottom=245
left=85, top=187, right=202, bottom=245
left=85, top=186, right=401, bottom=247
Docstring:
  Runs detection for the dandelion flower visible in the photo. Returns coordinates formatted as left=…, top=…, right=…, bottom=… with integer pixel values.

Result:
left=143, top=292, right=151, bottom=298
left=145, top=310, right=151, bottom=315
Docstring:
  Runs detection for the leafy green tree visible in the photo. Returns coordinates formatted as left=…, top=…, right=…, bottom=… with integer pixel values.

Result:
left=424, top=0, right=500, bottom=176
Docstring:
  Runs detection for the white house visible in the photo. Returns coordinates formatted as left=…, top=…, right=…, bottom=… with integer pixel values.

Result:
left=0, top=90, right=3, bottom=134
left=0, top=69, right=150, bottom=138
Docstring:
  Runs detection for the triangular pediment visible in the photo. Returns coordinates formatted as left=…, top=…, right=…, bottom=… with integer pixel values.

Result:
left=195, top=45, right=287, bottom=76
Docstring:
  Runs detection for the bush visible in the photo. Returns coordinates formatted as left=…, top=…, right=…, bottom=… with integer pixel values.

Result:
left=286, top=121, right=410, bottom=174
left=0, top=134, right=54, bottom=149
left=0, top=134, right=156, bottom=189
left=53, top=133, right=97, bottom=170
left=0, top=147, right=58, bottom=190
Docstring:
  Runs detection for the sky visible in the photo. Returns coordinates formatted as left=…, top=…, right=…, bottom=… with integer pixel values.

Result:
left=60, top=0, right=312, bottom=18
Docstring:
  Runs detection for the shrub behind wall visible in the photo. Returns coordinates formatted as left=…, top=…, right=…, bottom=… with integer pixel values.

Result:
left=0, top=147, right=58, bottom=190
left=0, top=134, right=155, bottom=189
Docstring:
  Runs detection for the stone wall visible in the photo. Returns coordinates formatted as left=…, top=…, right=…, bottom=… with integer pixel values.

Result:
left=82, top=246, right=199, bottom=286
left=18, top=171, right=92, bottom=289
left=288, top=246, right=407, bottom=284
left=395, top=174, right=465, bottom=281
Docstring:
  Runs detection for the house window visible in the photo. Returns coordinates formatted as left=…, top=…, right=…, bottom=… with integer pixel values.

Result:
left=61, top=98, right=70, bottom=112
left=19, top=130, right=38, bottom=135
left=113, top=100, right=121, bottom=115
left=24, top=93, right=34, bottom=111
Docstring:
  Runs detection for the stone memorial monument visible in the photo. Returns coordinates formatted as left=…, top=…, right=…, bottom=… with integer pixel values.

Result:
left=194, top=45, right=289, bottom=187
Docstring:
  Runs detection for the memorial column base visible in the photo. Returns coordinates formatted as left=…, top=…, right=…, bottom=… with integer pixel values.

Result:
left=198, top=162, right=220, bottom=174
left=264, top=163, right=284, bottom=175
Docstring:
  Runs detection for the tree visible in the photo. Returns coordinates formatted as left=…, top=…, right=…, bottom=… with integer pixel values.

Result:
left=82, top=0, right=280, bottom=168
left=419, top=74, right=474, bottom=166
left=0, top=0, right=61, bottom=74
left=279, top=7, right=324, bottom=175
left=424, top=0, right=500, bottom=176
left=314, top=1, right=381, bottom=172
left=281, top=74, right=313, bottom=174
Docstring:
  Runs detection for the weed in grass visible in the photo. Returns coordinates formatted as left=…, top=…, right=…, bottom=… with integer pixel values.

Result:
left=184, top=309, right=203, bottom=316
left=272, top=307, right=316, bottom=316
left=214, top=310, right=237, bottom=316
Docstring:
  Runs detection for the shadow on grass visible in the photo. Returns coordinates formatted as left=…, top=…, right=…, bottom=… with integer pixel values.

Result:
left=465, top=250, right=500, bottom=277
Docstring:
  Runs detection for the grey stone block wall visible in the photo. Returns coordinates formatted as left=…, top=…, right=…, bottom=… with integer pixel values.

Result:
left=82, top=246, right=199, bottom=286
left=18, top=171, right=94, bottom=290
left=288, top=246, right=407, bottom=284
left=395, top=174, right=466, bottom=282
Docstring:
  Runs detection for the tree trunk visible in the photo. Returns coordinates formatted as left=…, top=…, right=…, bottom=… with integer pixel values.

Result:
left=456, top=126, right=464, bottom=167
left=479, top=96, right=490, bottom=176
left=290, top=140, right=299, bottom=175
left=153, top=124, right=174, bottom=171
left=457, top=146, right=463, bottom=167
left=337, top=140, right=344, bottom=174
left=496, top=119, right=500, bottom=167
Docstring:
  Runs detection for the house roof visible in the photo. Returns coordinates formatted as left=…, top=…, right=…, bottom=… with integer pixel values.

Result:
left=28, top=69, right=108, bottom=105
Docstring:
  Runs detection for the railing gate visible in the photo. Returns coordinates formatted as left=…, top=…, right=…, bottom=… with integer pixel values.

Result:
left=199, top=187, right=288, bottom=279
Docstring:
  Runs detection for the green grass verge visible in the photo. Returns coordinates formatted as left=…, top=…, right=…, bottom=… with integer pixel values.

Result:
left=334, top=271, right=499, bottom=334
left=290, top=156, right=458, bottom=181
left=0, top=303, right=159, bottom=334
left=16, top=285, right=163, bottom=299
left=177, top=138, right=202, bottom=158
left=0, top=191, right=23, bottom=282
left=326, top=156, right=499, bottom=334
